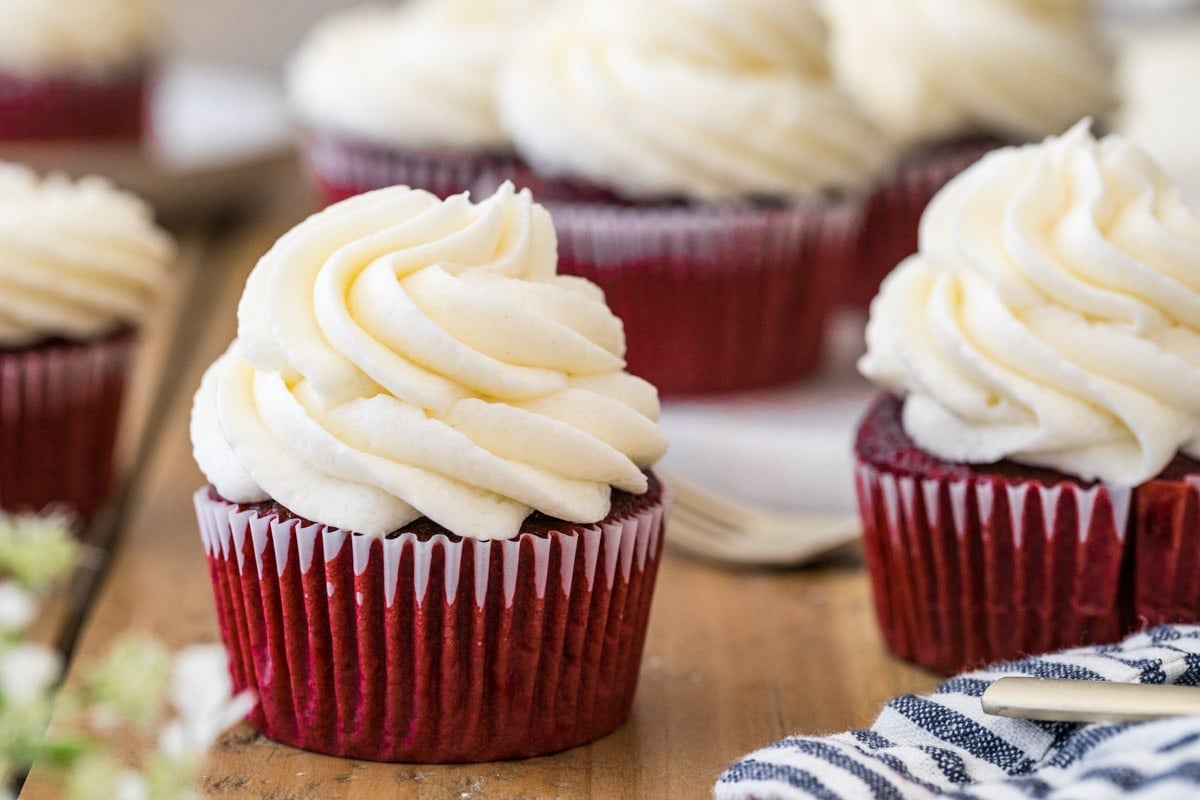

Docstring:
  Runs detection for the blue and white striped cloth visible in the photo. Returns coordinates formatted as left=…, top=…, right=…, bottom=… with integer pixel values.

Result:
left=716, top=626, right=1200, bottom=800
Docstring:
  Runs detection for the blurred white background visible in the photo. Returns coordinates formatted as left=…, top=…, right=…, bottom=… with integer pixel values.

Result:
left=163, top=0, right=361, bottom=73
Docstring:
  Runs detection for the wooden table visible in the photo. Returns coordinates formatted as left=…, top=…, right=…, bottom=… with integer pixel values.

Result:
left=20, top=167, right=940, bottom=800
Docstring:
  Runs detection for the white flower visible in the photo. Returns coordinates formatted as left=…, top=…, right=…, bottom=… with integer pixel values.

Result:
left=160, top=645, right=254, bottom=759
left=114, top=771, right=148, bottom=800
left=0, top=582, right=35, bottom=633
left=0, top=643, right=60, bottom=706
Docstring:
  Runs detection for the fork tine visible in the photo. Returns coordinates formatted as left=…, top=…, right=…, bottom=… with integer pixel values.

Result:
left=661, top=470, right=861, bottom=567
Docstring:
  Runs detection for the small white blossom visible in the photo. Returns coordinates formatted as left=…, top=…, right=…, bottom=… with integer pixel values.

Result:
left=160, top=645, right=254, bottom=759
left=115, top=770, right=149, bottom=800
left=0, top=643, right=60, bottom=706
left=0, top=582, right=35, bottom=633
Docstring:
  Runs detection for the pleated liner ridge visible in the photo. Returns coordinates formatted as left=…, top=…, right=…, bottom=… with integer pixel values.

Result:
left=196, top=487, right=667, bottom=763
left=0, top=331, right=134, bottom=525
left=857, top=465, right=1200, bottom=676
left=855, top=461, right=1130, bottom=675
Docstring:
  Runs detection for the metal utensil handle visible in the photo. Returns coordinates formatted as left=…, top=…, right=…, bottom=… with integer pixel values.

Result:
left=982, top=677, right=1200, bottom=723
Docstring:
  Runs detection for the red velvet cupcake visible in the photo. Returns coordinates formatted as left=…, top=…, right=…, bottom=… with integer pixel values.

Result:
left=286, top=1, right=536, bottom=203
left=855, top=123, right=1200, bottom=674
left=190, top=183, right=670, bottom=762
left=0, top=1, right=159, bottom=143
left=820, top=0, right=1115, bottom=309
left=0, top=163, right=172, bottom=525
left=493, top=1, right=892, bottom=395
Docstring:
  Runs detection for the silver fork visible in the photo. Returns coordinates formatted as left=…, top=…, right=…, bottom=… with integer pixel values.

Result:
left=663, top=472, right=861, bottom=567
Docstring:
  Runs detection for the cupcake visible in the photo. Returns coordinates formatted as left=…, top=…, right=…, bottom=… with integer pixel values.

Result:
left=490, top=0, right=893, bottom=395
left=821, top=0, right=1116, bottom=309
left=287, top=0, right=539, bottom=204
left=0, top=0, right=161, bottom=142
left=854, top=121, right=1200, bottom=674
left=0, top=162, right=173, bottom=523
left=190, top=182, right=669, bottom=762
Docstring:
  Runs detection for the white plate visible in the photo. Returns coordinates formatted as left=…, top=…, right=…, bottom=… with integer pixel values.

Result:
left=0, top=60, right=294, bottom=217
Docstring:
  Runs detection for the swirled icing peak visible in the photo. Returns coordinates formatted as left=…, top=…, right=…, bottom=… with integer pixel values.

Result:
left=495, top=0, right=892, bottom=201
left=191, top=183, right=667, bottom=539
left=821, top=0, right=1114, bottom=146
left=0, top=162, right=174, bottom=346
left=287, top=0, right=539, bottom=151
left=859, top=121, right=1200, bottom=486
left=0, top=0, right=161, bottom=77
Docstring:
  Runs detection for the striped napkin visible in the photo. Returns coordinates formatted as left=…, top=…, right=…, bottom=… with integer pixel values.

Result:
left=716, top=626, right=1200, bottom=800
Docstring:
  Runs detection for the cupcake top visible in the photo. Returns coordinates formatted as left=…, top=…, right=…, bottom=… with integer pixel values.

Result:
left=859, top=121, right=1200, bottom=487
left=0, top=162, right=174, bottom=347
left=0, top=0, right=161, bottom=77
left=287, top=0, right=538, bottom=152
left=191, top=183, right=667, bottom=540
left=821, top=0, right=1114, bottom=147
left=494, top=0, right=892, bottom=202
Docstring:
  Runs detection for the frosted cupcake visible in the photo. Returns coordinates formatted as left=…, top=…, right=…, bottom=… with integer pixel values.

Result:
left=855, top=122, right=1200, bottom=674
left=191, top=182, right=669, bottom=762
left=490, top=0, right=893, bottom=395
left=0, top=0, right=161, bottom=142
left=0, top=163, right=173, bottom=522
left=287, top=0, right=538, bottom=203
left=821, top=0, right=1115, bottom=308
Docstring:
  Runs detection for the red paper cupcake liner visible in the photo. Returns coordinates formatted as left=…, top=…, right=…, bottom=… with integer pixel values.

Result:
left=195, top=482, right=667, bottom=763
left=0, top=331, right=136, bottom=525
left=1130, top=475, right=1200, bottom=626
left=0, top=68, right=148, bottom=142
left=550, top=200, right=858, bottom=396
left=845, top=139, right=999, bottom=310
left=855, top=460, right=1131, bottom=674
left=301, top=129, right=518, bottom=204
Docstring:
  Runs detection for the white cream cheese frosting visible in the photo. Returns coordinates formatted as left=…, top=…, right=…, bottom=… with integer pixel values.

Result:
left=495, top=0, right=892, bottom=201
left=0, top=0, right=160, bottom=77
left=0, top=162, right=174, bottom=347
left=859, top=121, right=1200, bottom=486
left=821, top=0, right=1114, bottom=147
left=287, top=0, right=538, bottom=152
left=191, top=183, right=667, bottom=539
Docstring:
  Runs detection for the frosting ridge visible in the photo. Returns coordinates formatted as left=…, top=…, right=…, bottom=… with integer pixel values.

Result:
left=192, top=183, right=667, bottom=539
left=860, top=122, right=1200, bottom=486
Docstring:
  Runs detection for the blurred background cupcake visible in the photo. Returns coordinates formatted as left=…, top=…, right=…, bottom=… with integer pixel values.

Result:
left=0, top=162, right=173, bottom=525
left=854, top=122, right=1200, bottom=674
left=821, top=0, right=1116, bottom=309
left=489, top=0, right=894, bottom=396
left=286, top=0, right=540, bottom=204
left=0, top=0, right=163, bottom=143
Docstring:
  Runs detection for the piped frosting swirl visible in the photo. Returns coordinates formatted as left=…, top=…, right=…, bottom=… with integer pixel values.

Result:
left=495, top=0, right=891, bottom=201
left=821, top=0, right=1114, bottom=146
left=192, top=183, right=667, bottom=539
left=287, top=0, right=538, bottom=152
left=0, top=0, right=160, bottom=77
left=0, top=162, right=173, bottom=346
left=860, top=122, right=1200, bottom=486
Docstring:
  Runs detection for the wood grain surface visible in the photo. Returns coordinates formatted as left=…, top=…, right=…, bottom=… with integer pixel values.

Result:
left=21, top=174, right=941, bottom=800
